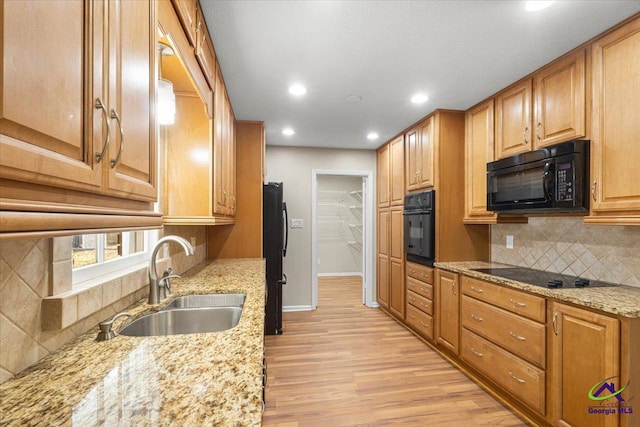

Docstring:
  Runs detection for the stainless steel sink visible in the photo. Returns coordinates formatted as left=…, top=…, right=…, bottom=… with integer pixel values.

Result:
left=119, top=307, right=242, bottom=337
left=163, top=293, right=246, bottom=310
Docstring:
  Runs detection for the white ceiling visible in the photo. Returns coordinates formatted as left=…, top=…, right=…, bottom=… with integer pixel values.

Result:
left=200, top=1, right=640, bottom=150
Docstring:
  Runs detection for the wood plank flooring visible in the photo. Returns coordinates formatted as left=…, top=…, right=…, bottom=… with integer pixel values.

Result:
left=263, top=276, right=530, bottom=426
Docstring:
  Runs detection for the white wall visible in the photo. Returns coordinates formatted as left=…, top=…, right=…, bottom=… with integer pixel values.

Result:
left=317, top=175, right=363, bottom=275
left=265, top=146, right=376, bottom=308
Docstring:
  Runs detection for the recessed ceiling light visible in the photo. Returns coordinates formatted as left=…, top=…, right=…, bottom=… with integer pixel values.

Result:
left=347, top=95, right=363, bottom=103
left=525, top=1, right=555, bottom=12
left=288, top=84, right=307, bottom=96
left=282, top=128, right=295, bottom=136
left=411, top=93, right=429, bottom=104
left=367, top=132, right=379, bottom=140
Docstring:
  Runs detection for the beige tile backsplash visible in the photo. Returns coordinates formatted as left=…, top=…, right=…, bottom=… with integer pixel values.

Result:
left=492, top=217, right=640, bottom=287
left=0, top=226, right=208, bottom=385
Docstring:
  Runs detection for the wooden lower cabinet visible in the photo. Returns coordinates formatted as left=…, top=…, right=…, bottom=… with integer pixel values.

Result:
left=435, top=269, right=460, bottom=354
left=405, top=262, right=434, bottom=341
left=389, top=259, right=404, bottom=319
left=549, top=302, right=621, bottom=427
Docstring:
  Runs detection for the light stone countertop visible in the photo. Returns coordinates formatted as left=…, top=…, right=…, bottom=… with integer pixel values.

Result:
left=435, top=261, right=640, bottom=318
left=0, top=258, right=265, bottom=427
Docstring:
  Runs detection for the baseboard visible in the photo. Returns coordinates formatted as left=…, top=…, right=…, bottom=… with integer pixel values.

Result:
left=367, top=301, right=380, bottom=308
left=317, top=272, right=363, bottom=277
left=283, top=305, right=314, bottom=312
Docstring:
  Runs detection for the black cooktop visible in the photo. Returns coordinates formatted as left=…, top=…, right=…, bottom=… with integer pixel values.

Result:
left=471, top=267, right=616, bottom=289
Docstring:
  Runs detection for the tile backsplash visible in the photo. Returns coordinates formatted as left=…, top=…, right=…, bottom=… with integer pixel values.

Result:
left=491, top=217, right=640, bottom=287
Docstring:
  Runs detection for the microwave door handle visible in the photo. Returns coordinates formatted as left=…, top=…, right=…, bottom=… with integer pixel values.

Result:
left=543, top=162, right=553, bottom=202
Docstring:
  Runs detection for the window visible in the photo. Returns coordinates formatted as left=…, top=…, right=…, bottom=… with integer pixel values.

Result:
left=72, top=230, right=157, bottom=284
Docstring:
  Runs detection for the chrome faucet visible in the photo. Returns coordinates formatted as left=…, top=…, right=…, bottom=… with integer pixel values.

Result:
left=148, top=235, right=194, bottom=304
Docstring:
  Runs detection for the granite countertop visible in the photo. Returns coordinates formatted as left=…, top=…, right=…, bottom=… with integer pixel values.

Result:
left=435, top=261, right=640, bottom=318
left=0, top=258, right=265, bottom=426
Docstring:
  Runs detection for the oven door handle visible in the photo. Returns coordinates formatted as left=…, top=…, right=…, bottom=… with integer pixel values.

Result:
left=403, top=210, right=432, bottom=215
left=542, top=162, right=554, bottom=202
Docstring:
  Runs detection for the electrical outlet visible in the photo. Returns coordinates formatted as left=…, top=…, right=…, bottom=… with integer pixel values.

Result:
left=291, top=218, right=304, bottom=228
left=506, top=235, right=514, bottom=249
left=190, top=236, right=196, bottom=247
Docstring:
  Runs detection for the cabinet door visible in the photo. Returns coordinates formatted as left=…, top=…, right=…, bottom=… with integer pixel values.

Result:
left=377, top=144, right=390, bottom=208
left=213, top=67, right=227, bottom=215
left=405, top=128, right=419, bottom=191
left=171, top=0, right=197, bottom=46
left=195, top=4, right=216, bottom=88
left=534, top=50, right=586, bottom=149
left=377, top=254, right=389, bottom=309
left=436, top=269, right=460, bottom=355
left=464, top=99, right=495, bottom=221
left=106, top=0, right=157, bottom=201
left=589, top=18, right=640, bottom=217
left=389, top=208, right=404, bottom=260
left=389, top=135, right=405, bottom=206
left=550, top=302, right=620, bottom=427
left=418, top=116, right=435, bottom=188
left=0, top=0, right=102, bottom=194
left=377, top=209, right=390, bottom=257
left=495, top=79, right=532, bottom=159
left=389, top=259, right=405, bottom=320
left=227, top=107, right=236, bottom=215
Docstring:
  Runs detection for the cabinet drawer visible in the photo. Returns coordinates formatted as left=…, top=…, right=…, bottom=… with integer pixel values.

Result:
left=461, top=328, right=545, bottom=414
left=406, top=290, right=433, bottom=315
left=406, top=262, right=434, bottom=284
left=461, top=295, right=545, bottom=369
left=461, top=276, right=545, bottom=322
left=406, top=305, right=433, bottom=340
left=406, top=277, right=433, bottom=300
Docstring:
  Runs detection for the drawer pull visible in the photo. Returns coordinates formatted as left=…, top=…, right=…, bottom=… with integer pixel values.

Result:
left=420, top=287, right=429, bottom=293
left=509, top=298, right=527, bottom=308
left=409, top=313, right=416, bottom=319
left=508, top=372, right=527, bottom=384
left=470, top=348, right=483, bottom=357
left=471, top=313, right=484, bottom=322
left=420, top=321, right=429, bottom=328
left=509, top=331, right=527, bottom=341
left=470, top=286, right=484, bottom=294
left=409, top=296, right=416, bottom=302
left=420, top=302, right=429, bottom=308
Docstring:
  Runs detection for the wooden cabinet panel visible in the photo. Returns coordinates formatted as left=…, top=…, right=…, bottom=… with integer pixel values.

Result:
left=194, top=4, right=216, bottom=89
left=377, top=209, right=389, bottom=256
left=495, top=79, right=533, bottom=159
left=534, top=50, right=587, bottom=148
left=390, top=208, right=403, bottom=260
left=376, top=209, right=390, bottom=309
left=376, top=254, right=389, bottom=309
left=461, top=276, right=546, bottom=322
left=549, top=302, right=620, bottom=427
left=406, top=277, right=433, bottom=300
left=418, top=116, right=435, bottom=188
left=171, top=0, right=197, bottom=46
left=405, top=128, right=419, bottom=191
left=377, top=144, right=390, bottom=208
left=406, top=262, right=433, bottom=284
left=436, top=269, right=460, bottom=354
left=462, top=328, right=545, bottom=414
left=389, top=259, right=404, bottom=319
left=461, top=295, right=546, bottom=369
left=588, top=17, right=640, bottom=221
left=464, top=99, right=495, bottom=222
left=389, top=135, right=405, bottom=206
left=406, top=305, right=433, bottom=340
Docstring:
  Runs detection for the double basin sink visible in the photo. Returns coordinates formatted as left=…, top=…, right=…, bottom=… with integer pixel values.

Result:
left=119, top=294, right=246, bottom=337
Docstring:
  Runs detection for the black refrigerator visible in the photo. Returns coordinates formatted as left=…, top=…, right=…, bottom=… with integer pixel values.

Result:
left=263, top=182, right=288, bottom=335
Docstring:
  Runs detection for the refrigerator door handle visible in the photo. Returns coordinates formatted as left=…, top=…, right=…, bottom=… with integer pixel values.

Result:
left=279, top=274, right=287, bottom=285
left=283, top=202, right=289, bottom=257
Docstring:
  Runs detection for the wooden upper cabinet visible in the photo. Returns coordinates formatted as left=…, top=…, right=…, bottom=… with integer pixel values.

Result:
left=405, top=128, right=419, bottom=191
left=495, top=79, right=533, bottom=159
left=389, top=135, right=405, bottom=206
left=464, top=99, right=495, bottom=222
left=171, top=0, right=198, bottom=47
left=0, top=0, right=158, bottom=224
left=377, top=143, right=390, bottom=208
left=194, top=3, right=216, bottom=89
left=534, top=49, right=587, bottom=149
left=587, top=16, right=640, bottom=223
left=418, top=116, right=435, bottom=188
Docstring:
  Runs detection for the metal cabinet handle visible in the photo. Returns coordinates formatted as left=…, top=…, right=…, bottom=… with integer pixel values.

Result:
left=94, top=98, right=111, bottom=163
left=536, top=122, right=542, bottom=140
left=109, top=110, right=124, bottom=168
left=552, top=312, right=558, bottom=336
left=470, top=286, right=483, bottom=294
left=470, top=348, right=483, bottom=357
left=420, top=321, right=429, bottom=328
left=471, top=313, right=483, bottom=322
left=523, top=126, right=529, bottom=144
left=409, top=313, right=416, bottom=320
left=509, top=331, right=527, bottom=341
left=509, top=372, right=526, bottom=384
left=509, top=298, right=527, bottom=308
left=591, top=180, right=597, bottom=202
left=231, top=195, right=236, bottom=209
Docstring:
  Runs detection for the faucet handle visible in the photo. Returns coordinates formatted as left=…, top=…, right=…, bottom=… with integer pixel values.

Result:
left=159, top=274, right=181, bottom=299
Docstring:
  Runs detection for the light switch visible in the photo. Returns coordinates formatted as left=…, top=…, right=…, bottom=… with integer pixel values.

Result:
left=291, top=219, right=304, bottom=228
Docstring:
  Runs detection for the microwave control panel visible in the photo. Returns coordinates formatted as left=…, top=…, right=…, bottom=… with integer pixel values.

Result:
left=556, top=161, right=574, bottom=201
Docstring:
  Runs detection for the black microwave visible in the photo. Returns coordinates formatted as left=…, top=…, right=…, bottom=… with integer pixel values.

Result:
left=487, top=140, right=589, bottom=214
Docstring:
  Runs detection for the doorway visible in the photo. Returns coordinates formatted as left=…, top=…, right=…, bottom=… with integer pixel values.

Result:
left=311, top=169, right=375, bottom=308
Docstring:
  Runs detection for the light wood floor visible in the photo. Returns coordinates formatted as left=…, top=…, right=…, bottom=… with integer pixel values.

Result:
left=263, top=276, right=530, bottom=426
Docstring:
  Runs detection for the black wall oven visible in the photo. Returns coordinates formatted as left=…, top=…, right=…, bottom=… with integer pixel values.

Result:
left=403, top=190, right=435, bottom=267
